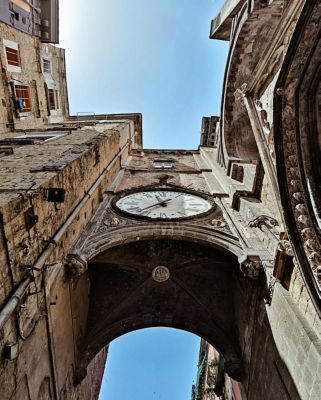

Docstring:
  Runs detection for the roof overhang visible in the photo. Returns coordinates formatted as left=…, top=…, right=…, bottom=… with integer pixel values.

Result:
left=210, top=0, right=246, bottom=40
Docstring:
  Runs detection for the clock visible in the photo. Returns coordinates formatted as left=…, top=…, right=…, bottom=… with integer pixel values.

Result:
left=114, top=190, right=213, bottom=220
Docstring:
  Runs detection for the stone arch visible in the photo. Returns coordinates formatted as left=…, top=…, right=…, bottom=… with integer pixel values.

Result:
left=72, top=236, right=261, bottom=384
left=75, top=222, right=245, bottom=264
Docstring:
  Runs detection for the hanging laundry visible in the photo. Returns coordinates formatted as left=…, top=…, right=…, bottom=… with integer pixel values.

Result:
left=15, top=99, right=23, bottom=110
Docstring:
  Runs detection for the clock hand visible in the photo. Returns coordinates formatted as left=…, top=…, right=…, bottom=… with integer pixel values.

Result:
left=139, top=198, right=171, bottom=212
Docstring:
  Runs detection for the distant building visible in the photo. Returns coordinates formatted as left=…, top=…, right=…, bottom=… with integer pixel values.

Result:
left=200, top=116, right=219, bottom=147
left=192, top=340, right=243, bottom=400
left=0, top=11, right=68, bottom=134
left=0, top=0, right=59, bottom=43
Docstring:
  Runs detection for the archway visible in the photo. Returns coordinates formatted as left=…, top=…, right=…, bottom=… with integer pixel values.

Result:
left=73, top=238, right=256, bottom=382
left=68, top=231, right=302, bottom=399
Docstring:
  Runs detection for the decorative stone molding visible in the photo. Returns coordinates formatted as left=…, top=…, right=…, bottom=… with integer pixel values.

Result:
left=69, top=189, right=242, bottom=262
left=274, top=0, right=321, bottom=310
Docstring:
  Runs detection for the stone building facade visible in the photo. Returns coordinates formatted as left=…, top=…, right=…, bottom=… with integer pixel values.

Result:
left=0, top=0, right=321, bottom=399
left=192, top=340, right=243, bottom=400
left=0, top=8, right=68, bottom=135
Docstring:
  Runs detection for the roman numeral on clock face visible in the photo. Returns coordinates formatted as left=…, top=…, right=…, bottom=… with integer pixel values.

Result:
left=127, top=206, right=141, bottom=211
left=141, top=210, right=151, bottom=216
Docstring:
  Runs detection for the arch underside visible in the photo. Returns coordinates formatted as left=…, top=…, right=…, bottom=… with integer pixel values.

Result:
left=74, top=239, right=251, bottom=383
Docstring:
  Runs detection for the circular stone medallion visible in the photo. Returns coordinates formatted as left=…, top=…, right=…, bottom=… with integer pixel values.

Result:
left=152, top=266, right=170, bottom=282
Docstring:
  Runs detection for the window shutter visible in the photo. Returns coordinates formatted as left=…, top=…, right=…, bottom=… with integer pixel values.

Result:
left=44, top=82, right=51, bottom=116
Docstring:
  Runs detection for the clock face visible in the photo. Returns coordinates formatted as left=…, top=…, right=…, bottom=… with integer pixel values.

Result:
left=115, top=190, right=212, bottom=220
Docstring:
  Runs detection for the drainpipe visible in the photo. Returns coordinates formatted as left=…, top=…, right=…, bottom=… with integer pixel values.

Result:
left=0, top=132, right=136, bottom=330
left=0, top=276, right=33, bottom=329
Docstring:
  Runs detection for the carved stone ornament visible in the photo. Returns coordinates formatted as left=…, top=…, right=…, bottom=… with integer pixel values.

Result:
left=239, top=256, right=262, bottom=280
left=254, top=99, right=275, bottom=160
left=234, top=83, right=248, bottom=104
left=277, top=240, right=294, bottom=257
left=249, top=215, right=279, bottom=230
left=69, top=190, right=243, bottom=271
left=152, top=266, right=170, bottom=282
left=65, top=255, right=88, bottom=279
left=210, top=219, right=226, bottom=228
left=109, top=217, right=120, bottom=226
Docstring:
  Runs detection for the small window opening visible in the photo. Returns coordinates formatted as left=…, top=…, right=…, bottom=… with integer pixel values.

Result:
left=14, top=85, right=31, bottom=113
left=5, top=46, right=20, bottom=67
left=43, top=58, right=51, bottom=73
left=153, top=160, right=174, bottom=169
left=48, top=88, right=60, bottom=110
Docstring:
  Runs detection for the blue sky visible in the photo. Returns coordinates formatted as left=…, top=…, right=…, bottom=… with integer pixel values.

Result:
left=99, top=328, right=200, bottom=400
left=60, top=0, right=228, bottom=149
left=59, top=1, right=228, bottom=398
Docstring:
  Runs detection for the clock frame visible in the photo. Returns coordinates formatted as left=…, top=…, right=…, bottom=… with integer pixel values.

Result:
left=112, top=188, right=215, bottom=222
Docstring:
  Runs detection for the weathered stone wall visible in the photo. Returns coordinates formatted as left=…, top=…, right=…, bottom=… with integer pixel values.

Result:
left=267, top=283, right=321, bottom=400
left=0, top=120, right=137, bottom=400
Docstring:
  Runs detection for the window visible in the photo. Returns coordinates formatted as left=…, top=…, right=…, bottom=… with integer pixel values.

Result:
left=48, top=89, right=55, bottom=109
left=0, top=132, right=65, bottom=146
left=3, top=40, right=21, bottom=72
left=10, top=10, right=20, bottom=22
left=14, top=85, right=31, bottom=113
left=43, top=58, right=51, bottom=73
left=153, top=160, right=174, bottom=169
left=48, top=89, right=60, bottom=110
left=5, top=46, right=20, bottom=67
left=231, top=164, right=244, bottom=182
